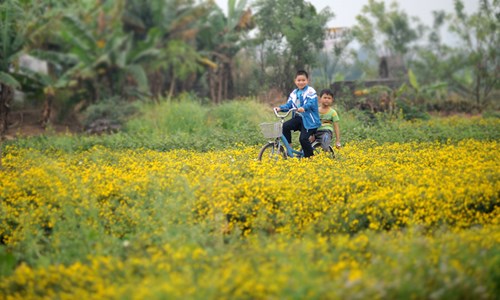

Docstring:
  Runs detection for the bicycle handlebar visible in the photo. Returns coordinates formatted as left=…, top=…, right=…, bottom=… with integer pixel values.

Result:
left=273, top=107, right=297, bottom=119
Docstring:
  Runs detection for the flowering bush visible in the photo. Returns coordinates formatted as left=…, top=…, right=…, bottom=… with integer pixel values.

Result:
left=0, top=139, right=498, bottom=299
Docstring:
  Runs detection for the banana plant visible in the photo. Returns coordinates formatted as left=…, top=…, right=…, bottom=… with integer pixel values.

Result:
left=0, top=0, right=89, bottom=133
left=57, top=12, right=157, bottom=101
left=407, top=68, right=448, bottom=105
left=197, top=0, right=255, bottom=103
left=0, top=0, right=24, bottom=134
left=122, top=0, right=214, bottom=100
left=16, top=49, right=77, bottom=127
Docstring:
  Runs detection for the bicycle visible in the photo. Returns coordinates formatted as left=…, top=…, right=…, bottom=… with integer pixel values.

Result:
left=258, top=108, right=335, bottom=161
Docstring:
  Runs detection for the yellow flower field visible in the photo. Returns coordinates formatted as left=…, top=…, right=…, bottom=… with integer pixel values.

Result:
left=0, top=139, right=499, bottom=299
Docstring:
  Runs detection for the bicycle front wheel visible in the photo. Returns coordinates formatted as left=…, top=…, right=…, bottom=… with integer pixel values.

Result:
left=312, top=142, right=335, bottom=159
left=258, top=142, right=287, bottom=162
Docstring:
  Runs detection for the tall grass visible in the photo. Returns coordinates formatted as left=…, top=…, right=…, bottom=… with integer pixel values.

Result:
left=126, top=99, right=208, bottom=134
left=3, top=97, right=499, bottom=152
left=5, top=98, right=272, bottom=152
left=339, top=108, right=500, bottom=143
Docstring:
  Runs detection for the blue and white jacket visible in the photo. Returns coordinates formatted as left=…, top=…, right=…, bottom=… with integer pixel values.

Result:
left=279, top=85, right=321, bottom=130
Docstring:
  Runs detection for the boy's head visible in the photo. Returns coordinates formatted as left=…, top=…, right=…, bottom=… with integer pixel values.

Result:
left=294, top=70, right=309, bottom=90
left=319, top=89, right=334, bottom=106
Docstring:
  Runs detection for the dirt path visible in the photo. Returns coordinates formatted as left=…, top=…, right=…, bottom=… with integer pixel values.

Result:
left=2, top=110, right=80, bottom=140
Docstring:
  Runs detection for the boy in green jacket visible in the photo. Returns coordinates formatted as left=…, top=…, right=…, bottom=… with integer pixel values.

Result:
left=311, top=89, right=341, bottom=150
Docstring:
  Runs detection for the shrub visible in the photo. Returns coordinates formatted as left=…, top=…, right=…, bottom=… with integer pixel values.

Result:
left=82, top=97, right=137, bottom=133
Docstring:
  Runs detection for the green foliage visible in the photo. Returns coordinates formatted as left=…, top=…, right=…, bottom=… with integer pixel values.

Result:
left=207, top=100, right=267, bottom=130
left=351, top=0, right=422, bottom=57
left=0, top=246, right=16, bottom=277
left=253, top=0, right=333, bottom=93
left=0, top=0, right=25, bottom=75
left=408, top=68, right=419, bottom=90
left=350, top=113, right=500, bottom=143
left=400, top=69, right=449, bottom=116
left=196, top=0, right=255, bottom=102
left=0, top=72, right=20, bottom=89
left=312, top=29, right=355, bottom=90
left=351, top=71, right=449, bottom=120
left=82, top=97, right=268, bottom=151
left=0, top=0, right=35, bottom=133
left=482, top=109, right=500, bottom=119
left=395, top=99, right=430, bottom=121
left=446, top=0, right=499, bottom=108
left=83, top=97, right=137, bottom=129
left=2, top=0, right=497, bottom=135
left=57, top=11, right=154, bottom=100
left=3, top=99, right=499, bottom=153
left=411, top=0, right=499, bottom=111
left=123, top=0, right=212, bottom=99
left=126, top=98, right=208, bottom=135
left=125, top=97, right=267, bottom=147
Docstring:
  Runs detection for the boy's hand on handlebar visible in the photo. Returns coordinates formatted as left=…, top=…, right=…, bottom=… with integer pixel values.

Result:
left=274, top=107, right=281, bottom=112
left=297, top=107, right=305, bottom=113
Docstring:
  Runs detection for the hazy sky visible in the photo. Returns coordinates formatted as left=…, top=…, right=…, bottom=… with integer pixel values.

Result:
left=215, top=0, right=480, bottom=28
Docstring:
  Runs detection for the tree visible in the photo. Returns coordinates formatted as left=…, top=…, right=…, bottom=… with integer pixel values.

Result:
left=17, top=52, right=75, bottom=128
left=446, top=0, right=499, bottom=109
left=411, top=0, right=499, bottom=111
left=0, top=0, right=59, bottom=134
left=122, top=0, right=212, bottom=100
left=9, top=0, right=165, bottom=131
left=351, top=0, right=424, bottom=78
left=313, top=27, right=354, bottom=89
left=197, top=0, right=255, bottom=103
left=253, top=0, right=333, bottom=94
left=0, top=0, right=24, bottom=134
left=411, top=11, right=451, bottom=82
left=1, top=0, right=92, bottom=130
left=163, top=39, right=205, bottom=100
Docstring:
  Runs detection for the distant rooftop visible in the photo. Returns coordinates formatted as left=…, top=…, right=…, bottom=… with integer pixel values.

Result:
left=324, top=27, right=350, bottom=52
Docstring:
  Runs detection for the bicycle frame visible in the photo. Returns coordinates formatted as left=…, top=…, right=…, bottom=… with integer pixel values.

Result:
left=278, top=135, right=304, bottom=158
left=272, top=108, right=305, bottom=158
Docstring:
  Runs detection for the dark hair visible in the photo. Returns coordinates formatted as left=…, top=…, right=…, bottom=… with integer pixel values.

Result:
left=319, top=89, right=334, bottom=97
left=295, top=70, right=309, bottom=79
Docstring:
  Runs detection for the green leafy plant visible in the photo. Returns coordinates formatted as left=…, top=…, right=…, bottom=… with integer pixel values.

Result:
left=0, top=0, right=25, bottom=134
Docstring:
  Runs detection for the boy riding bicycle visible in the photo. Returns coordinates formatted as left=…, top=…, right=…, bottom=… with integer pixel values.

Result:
left=274, top=70, right=321, bottom=158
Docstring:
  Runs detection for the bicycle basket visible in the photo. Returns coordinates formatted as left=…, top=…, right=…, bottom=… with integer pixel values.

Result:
left=259, top=122, right=282, bottom=139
